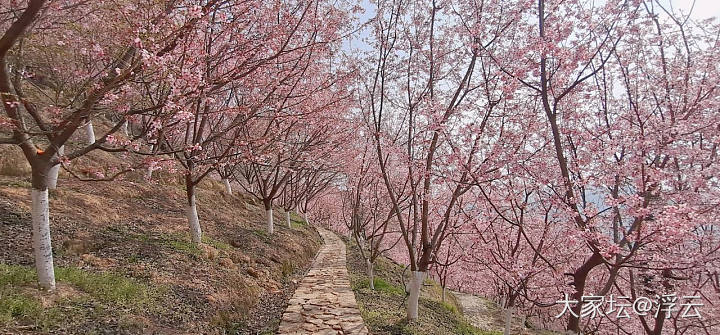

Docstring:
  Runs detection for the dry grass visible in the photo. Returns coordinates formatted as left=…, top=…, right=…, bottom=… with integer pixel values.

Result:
left=0, top=142, right=322, bottom=334
left=0, top=147, right=31, bottom=177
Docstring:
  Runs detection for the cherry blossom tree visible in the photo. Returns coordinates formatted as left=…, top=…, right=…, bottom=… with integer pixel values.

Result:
left=338, top=136, right=402, bottom=290
left=479, top=0, right=720, bottom=333
left=0, top=0, right=229, bottom=290
left=358, top=0, right=527, bottom=321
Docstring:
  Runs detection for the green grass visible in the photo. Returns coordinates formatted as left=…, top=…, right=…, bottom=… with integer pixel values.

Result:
left=252, top=229, right=269, bottom=239
left=352, top=277, right=405, bottom=296
left=0, top=265, right=43, bottom=325
left=55, top=267, right=155, bottom=307
left=0, top=264, right=35, bottom=287
left=0, top=290, right=65, bottom=330
left=0, top=292, right=42, bottom=324
left=159, top=233, right=230, bottom=256
left=455, top=319, right=500, bottom=335
left=123, top=229, right=230, bottom=255
left=165, top=238, right=203, bottom=257
left=442, top=301, right=460, bottom=314
left=289, top=212, right=306, bottom=226
left=0, top=264, right=156, bottom=307
left=0, top=179, right=31, bottom=188
left=0, top=264, right=158, bottom=330
left=203, top=236, right=231, bottom=250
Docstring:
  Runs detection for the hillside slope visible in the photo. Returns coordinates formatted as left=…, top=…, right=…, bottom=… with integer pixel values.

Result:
left=344, top=239, right=491, bottom=335
left=344, top=237, right=559, bottom=335
left=0, top=147, right=321, bottom=334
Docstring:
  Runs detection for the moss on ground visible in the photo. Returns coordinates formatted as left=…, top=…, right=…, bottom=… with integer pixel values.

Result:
left=0, top=263, right=159, bottom=332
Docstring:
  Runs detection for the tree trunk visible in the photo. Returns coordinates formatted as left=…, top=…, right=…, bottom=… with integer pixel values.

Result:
left=408, top=271, right=426, bottom=321
left=286, top=211, right=291, bottom=228
left=186, top=193, right=202, bottom=244
left=303, top=211, right=308, bottom=224
left=122, top=120, right=129, bottom=137
left=84, top=121, right=95, bottom=145
left=145, top=167, right=153, bottom=180
left=31, top=166, right=56, bottom=290
left=47, top=145, right=64, bottom=190
left=568, top=253, right=603, bottom=332
left=266, top=207, right=274, bottom=234
left=222, top=178, right=232, bottom=195
left=366, top=258, right=375, bottom=290
left=441, top=286, right=446, bottom=303
left=503, top=307, right=513, bottom=335
left=261, top=198, right=275, bottom=234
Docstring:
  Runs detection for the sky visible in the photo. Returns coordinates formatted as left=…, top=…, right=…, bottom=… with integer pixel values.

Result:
left=343, top=0, right=720, bottom=54
left=664, top=0, right=720, bottom=20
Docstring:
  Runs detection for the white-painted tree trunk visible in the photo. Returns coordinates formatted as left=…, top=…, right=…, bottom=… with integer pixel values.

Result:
left=32, top=189, right=56, bottom=290
left=145, top=167, right=153, bottom=180
left=85, top=121, right=95, bottom=145
left=303, top=212, right=308, bottom=224
left=367, top=258, right=375, bottom=290
left=442, top=286, right=446, bottom=302
left=503, top=307, right=514, bottom=335
left=222, top=178, right=232, bottom=195
left=122, top=120, right=129, bottom=137
left=408, top=271, right=426, bottom=321
left=266, top=208, right=274, bottom=234
left=47, top=146, right=64, bottom=190
left=286, top=211, right=291, bottom=228
left=186, top=194, right=202, bottom=244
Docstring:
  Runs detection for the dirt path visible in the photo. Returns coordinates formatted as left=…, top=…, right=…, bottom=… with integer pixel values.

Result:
left=452, top=290, right=559, bottom=335
left=277, top=227, right=368, bottom=335
left=452, top=290, right=506, bottom=331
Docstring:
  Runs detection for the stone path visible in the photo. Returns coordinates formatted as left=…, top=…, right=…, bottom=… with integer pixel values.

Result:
left=277, top=227, right=368, bottom=335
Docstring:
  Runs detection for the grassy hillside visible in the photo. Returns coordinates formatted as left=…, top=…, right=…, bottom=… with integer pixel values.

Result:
left=0, top=146, right=322, bottom=334
left=344, top=239, right=500, bottom=335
